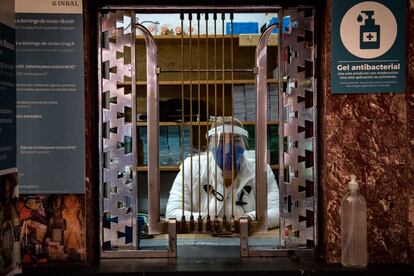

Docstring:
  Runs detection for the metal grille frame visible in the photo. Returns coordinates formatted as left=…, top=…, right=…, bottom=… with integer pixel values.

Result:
left=279, top=7, right=318, bottom=250
left=99, top=10, right=138, bottom=251
left=98, top=6, right=318, bottom=258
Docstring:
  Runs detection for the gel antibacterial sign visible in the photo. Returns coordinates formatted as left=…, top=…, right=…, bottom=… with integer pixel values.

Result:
left=332, top=0, right=406, bottom=94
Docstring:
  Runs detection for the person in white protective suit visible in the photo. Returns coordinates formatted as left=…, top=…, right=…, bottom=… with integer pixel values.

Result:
left=166, top=117, right=279, bottom=229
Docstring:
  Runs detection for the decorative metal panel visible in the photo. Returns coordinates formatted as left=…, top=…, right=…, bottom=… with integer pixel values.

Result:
left=279, top=8, right=317, bottom=248
left=99, top=10, right=137, bottom=250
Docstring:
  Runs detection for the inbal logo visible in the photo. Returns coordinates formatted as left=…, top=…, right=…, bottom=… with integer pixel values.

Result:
left=52, top=1, right=79, bottom=7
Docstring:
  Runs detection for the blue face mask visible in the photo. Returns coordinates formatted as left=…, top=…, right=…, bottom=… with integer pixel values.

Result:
left=215, top=144, right=244, bottom=172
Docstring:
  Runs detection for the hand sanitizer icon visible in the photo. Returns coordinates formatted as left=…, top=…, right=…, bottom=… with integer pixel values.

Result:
left=357, top=10, right=380, bottom=49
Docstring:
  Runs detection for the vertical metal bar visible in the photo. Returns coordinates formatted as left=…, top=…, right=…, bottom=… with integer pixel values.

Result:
left=230, top=13, right=235, bottom=220
left=130, top=11, right=138, bottom=248
left=311, top=7, right=318, bottom=247
left=205, top=13, right=211, bottom=230
left=180, top=13, right=186, bottom=230
left=255, top=24, right=277, bottom=232
left=98, top=11, right=104, bottom=252
left=240, top=217, right=249, bottom=257
left=221, top=13, right=226, bottom=227
left=197, top=13, right=201, bottom=223
left=277, top=10, right=284, bottom=245
left=197, top=13, right=202, bottom=231
left=189, top=13, right=195, bottom=231
left=213, top=13, right=218, bottom=224
left=136, top=23, right=161, bottom=234
left=168, top=218, right=177, bottom=257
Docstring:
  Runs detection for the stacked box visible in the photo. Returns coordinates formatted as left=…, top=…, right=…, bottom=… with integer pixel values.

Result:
left=268, top=125, right=279, bottom=164
left=139, top=125, right=196, bottom=166
left=179, top=125, right=193, bottom=161
left=226, top=22, right=259, bottom=34
left=159, top=127, right=170, bottom=165
left=162, top=126, right=176, bottom=165
left=138, top=127, right=148, bottom=165
left=268, top=84, right=279, bottom=121
left=244, top=84, right=256, bottom=122
left=244, top=84, right=279, bottom=122
left=243, top=125, right=279, bottom=164
left=244, top=125, right=256, bottom=151
left=168, top=126, right=180, bottom=164
left=232, top=85, right=246, bottom=121
left=268, top=16, right=292, bottom=34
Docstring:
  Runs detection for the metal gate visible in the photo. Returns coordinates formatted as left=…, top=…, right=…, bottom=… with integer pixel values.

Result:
left=98, top=6, right=317, bottom=258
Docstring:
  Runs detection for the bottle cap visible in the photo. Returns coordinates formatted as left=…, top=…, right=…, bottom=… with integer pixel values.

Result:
left=348, top=174, right=359, bottom=190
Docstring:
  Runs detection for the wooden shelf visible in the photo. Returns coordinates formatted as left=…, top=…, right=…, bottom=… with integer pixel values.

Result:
left=242, top=121, right=279, bottom=126
left=112, top=34, right=244, bottom=43
left=137, top=164, right=280, bottom=172
left=135, top=34, right=277, bottom=40
left=136, top=121, right=279, bottom=127
left=120, top=79, right=281, bottom=86
left=135, top=34, right=278, bottom=47
left=137, top=121, right=209, bottom=126
left=137, top=34, right=237, bottom=40
left=137, top=165, right=180, bottom=172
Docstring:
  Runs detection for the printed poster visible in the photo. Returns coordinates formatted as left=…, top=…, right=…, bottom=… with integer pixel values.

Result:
left=15, top=0, right=85, bottom=194
left=332, top=0, right=406, bottom=93
left=1, top=0, right=22, bottom=274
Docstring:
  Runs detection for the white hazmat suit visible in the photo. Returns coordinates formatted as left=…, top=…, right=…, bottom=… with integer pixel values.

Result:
left=166, top=153, right=280, bottom=229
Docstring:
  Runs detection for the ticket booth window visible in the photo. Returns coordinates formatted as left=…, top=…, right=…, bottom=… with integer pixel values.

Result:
left=98, top=6, right=317, bottom=258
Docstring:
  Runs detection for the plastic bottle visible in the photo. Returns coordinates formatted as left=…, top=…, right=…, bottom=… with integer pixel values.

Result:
left=341, top=174, right=367, bottom=268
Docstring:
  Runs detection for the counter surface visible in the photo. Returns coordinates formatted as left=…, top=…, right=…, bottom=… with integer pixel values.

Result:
left=22, top=257, right=414, bottom=275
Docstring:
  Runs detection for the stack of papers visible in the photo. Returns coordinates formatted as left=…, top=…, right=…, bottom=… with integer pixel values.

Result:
left=139, top=125, right=196, bottom=166
left=232, top=85, right=246, bottom=121
left=234, top=84, right=279, bottom=122
left=244, top=84, right=256, bottom=122
left=268, top=84, right=279, bottom=121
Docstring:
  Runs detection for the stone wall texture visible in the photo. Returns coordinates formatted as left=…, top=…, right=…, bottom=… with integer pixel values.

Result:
left=320, top=0, right=414, bottom=264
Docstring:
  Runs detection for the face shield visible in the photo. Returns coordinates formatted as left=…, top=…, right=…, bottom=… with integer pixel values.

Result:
left=208, top=124, right=249, bottom=183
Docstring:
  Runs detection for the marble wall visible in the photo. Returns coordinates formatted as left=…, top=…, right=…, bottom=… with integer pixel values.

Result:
left=406, top=0, right=414, bottom=266
left=320, top=0, right=414, bottom=264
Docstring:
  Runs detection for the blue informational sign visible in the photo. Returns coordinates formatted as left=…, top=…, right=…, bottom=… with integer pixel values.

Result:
left=332, top=0, right=406, bottom=94
left=0, top=1, right=21, bottom=272
left=0, top=23, right=16, bottom=172
left=16, top=10, right=85, bottom=194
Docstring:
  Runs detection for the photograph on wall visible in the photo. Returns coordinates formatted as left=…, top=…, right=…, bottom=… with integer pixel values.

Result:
left=19, top=194, right=85, bottom=264
left=0, top=173, right=21, bottom=275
